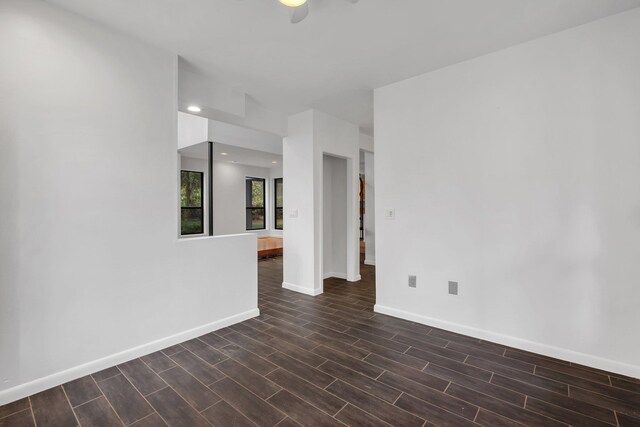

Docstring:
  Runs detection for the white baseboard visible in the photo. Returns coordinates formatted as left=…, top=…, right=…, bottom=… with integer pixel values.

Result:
left=364, top=259, right=375, bottom=266
left=0, top=308, right=259, bottom=406
left=348, top=274, right=362, bottom=282
left=282, top=281, right=322, bottom=296
left=374, top=304, right=640, bottom=379
left=323, top=272, right=347, bottom=280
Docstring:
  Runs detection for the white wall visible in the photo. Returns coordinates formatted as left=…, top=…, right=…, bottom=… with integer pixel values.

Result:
left=177, top=111, right=208, bottom=149
left=323, top=155, right=348, bottom=279
left=364, top=151, right=376, bottom=265
left=213, top=161, right=281, bottom=237
left=375, top=8, right=640, bottom=377
left=283, top=110, right=360, bottom=296
left=0, top=0, right=258, bottom=404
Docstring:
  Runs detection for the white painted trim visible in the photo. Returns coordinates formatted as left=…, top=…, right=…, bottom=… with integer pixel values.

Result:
left=364, top=259, right=375, bottom=266
left=0, top=308, right=259, bottom=406
left=373, top=304, right=640, bottom=379
left=282, top=281, right=322, bottom=296
left=323, top=272, right=347, bottom=280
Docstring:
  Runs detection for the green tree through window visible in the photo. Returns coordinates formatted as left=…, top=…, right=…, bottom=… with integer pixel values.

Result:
left=181, top=171, right=203, bottom=235
left=246, top=177, right=265, bottom=230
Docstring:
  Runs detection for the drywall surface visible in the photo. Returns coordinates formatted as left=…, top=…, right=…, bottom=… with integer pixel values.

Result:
left=283, top=110, right=360, bottom=295
left=323, top=155, right=348, bottom=278
left=364, top=151, right=376, bottom=265
left=178, top=111, right=209, bottom=149
left=375, top=8, right=640, bottom=376
left=213, top=162, right=277, bottom=237
left=0, top=0, right=257, bottom=404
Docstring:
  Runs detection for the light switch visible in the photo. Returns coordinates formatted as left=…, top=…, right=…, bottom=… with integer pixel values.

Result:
left=384, top=209, right=395, bottom=220
left=289, top=209, right=299, bottom=218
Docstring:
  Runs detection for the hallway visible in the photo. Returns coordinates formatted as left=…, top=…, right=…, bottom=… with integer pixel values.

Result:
left=1, top=258, right=639, bottom=426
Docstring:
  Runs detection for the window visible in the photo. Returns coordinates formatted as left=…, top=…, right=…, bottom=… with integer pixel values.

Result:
left=181, top=170, right=204, bottom=235
left=246, top=177, right=266, bottom=230
left=274, top=178, right=283, bottom=230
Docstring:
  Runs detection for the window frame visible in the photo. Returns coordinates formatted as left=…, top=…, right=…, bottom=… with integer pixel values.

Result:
left=246, top=177, right=266, bottom=231
left=274, top=177, right=283, bottom=230
left=180, top=170, right=205, bottom=236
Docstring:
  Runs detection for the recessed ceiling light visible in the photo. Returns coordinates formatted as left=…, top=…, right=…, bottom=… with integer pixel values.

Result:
left=279, top=0, right=307, bottom=7
left=272, top=161, right=278, bottom=164
left=220, top=152, right=228, bottom=156
left=187, top=105, right=201, bottom=113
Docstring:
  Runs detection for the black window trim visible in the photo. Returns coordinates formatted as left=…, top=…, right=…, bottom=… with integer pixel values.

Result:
left=274, top=177, right=283, bottom=230
left=246, top=176, right=266, bottom=231
left=180, top=170, right=205, bottom=236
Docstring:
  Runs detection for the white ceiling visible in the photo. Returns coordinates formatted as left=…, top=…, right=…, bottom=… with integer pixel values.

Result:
left=48, top=0, right=640, bottom=135
left=180, top=142, right=282, bottom=169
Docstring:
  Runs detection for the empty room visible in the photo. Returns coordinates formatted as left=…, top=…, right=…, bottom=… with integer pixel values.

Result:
left=1, top=1, right=639, bottom=426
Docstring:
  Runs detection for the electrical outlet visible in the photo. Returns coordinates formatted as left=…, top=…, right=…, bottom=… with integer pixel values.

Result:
left=408, top=275, right=417, bottom=288
left=448, top=281, right=458, bottom=295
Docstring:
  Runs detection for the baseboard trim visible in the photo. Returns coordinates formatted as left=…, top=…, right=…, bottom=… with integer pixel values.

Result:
left=348, top=274, right=362, bottom=282
left=373, top=304, right=640, bottom=379
left=282, top=281, right=322, bottom=296
left=323, top=272, right=347, bottom=280
left=0, top=308, right=259, bottom=406
left=364, top=259, right=375, bottom=266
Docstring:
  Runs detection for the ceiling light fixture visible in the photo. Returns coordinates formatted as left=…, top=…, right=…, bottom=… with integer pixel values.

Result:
left=220, top=152, right=228, bottom=156
left=275, top=0, right=358, bottom=24
left=279, top=0, right=307, bottom=6
left=272, top=161, right=278, bottom=164
left=187, top=105, right=201, bottom=113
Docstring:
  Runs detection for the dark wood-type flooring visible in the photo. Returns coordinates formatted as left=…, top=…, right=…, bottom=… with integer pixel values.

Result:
left=2, top=257, right=639, bottom=426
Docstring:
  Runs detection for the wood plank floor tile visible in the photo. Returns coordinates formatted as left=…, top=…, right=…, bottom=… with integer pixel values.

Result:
left=394, top=393, right=478, bottom=427
left=216, top=358, right=281, bottom=399
left=91, top=367, right=121, bottom=383
left=0, top=409, right=35, bottom=427
left=445, top=383, right=568, bottom=427
left=364, top=353, right=449, bottom=392
left=326, top=380, right=424, bottom=427
left=201, top=401, right=255, bottom=427
left=209, top=378, right=286, bottom=427
left=169, top=349, right=225, bottom=386
left=354, top=339, right=427, bottom=370
left=318, top=361, right=401, bottom=403
left=491, top=374, right=617, bottom=424
left=334, top=404, right=393, bottom=427
left=30, top=386, right=77, bottom=427
left=128, top=413, right=167, bottom=426
left=219, top=344, right=278, bottom=376
left=617, top=412, right=640, bottom=427
left=198, top=332, right=232, bottom=349
left=0, top=398, right=29, bottom=419
left=141, top=351, right=176, bottom=373
left=73, top=396, right=122, bottom=427
left=63, top=375, right=102, bottom=407
left=267, top=390, right=344, bottom=427
left=267, top=351, right=336, bottom=388
left=266, top=368, right=346, bottom=416
left=378, top=371, right=477, bottom=420
left=158, top=366, right=220, bottom=411
left=117, top=359, right=167, bottom=396
left=97, top=374, right=154, bottom=425
left=181, top=338, right=228, bottom=365
left=146, top=387, right=210, bottom=427
left=312, top=345, right=383, bottom=379
left=525, top=397, right=612, bottom=427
